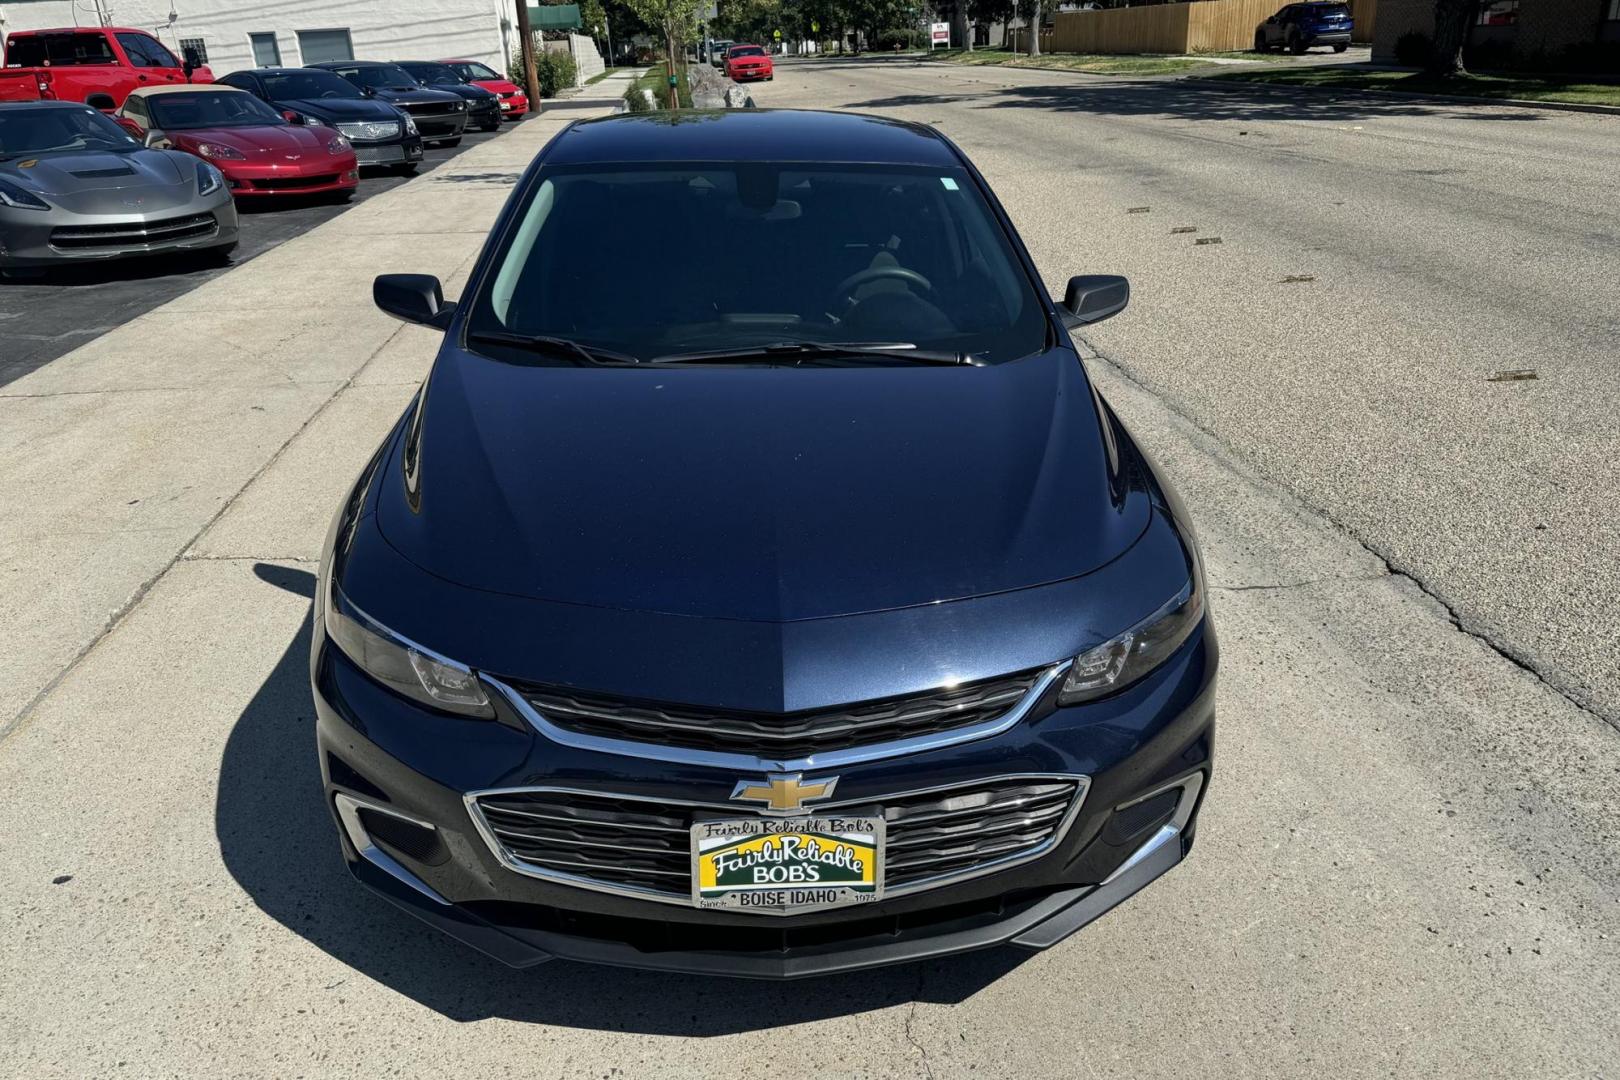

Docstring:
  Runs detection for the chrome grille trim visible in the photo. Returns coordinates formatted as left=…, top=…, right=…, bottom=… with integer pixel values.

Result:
left=465, top=774, right=1090, bottom=912
left=50, top=213, right=217, bottom=250
left=486, top=663, right=1068, bottom=773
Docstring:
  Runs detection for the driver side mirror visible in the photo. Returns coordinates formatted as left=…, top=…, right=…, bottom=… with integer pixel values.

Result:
left=1060, top=274, right=1130, bottom=328
left=143, top=128, right=172, bottom=149
left=282, top=110, right=306, bottom=125
left=375, top=274, right=456, bottom=330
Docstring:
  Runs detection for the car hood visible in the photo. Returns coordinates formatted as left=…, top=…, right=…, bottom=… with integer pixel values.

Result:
left=370, top=87, right=462, bottom=106
left=377, top=345, right=1152, bottom=622
left=0, top=148, right=187, bottom=195
left=474, top=78, right=522, bottom=95
left=279, top=97, right=400, bottom=123
left=171, top=124, right=332, bottom=159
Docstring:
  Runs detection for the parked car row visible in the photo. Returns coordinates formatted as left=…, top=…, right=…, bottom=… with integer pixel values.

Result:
left=0, top=54, right=527, bottom=275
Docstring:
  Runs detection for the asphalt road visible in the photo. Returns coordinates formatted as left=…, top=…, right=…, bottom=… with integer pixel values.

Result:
left=0, top=120, right=522, bottom=388
left=757, top=56, right=1620, bottom=730
left=1, top=68, right=1617, bottom=1079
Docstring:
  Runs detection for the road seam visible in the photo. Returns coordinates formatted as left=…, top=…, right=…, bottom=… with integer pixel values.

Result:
left=1077, top=332, right=1616, bottom=731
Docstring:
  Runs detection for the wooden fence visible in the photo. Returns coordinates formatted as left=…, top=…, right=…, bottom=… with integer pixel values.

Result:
left=1010, top=0, right=1376, bottom=56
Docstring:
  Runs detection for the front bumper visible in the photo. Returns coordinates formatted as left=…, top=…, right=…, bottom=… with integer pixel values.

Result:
left=353, top=137, right=425, bottom=167
left=0, top=195, right=239, bottom=267
left=224, top=160, right=359, bottom=197
left=413, top=113, right=468, bottom=141
left=499, top=93, right=530, bottom=117
left=312, top=604, right=1216, bottom=978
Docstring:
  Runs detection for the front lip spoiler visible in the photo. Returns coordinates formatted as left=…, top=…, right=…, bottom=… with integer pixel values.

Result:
left=335, top=772, right=1201, bottom=979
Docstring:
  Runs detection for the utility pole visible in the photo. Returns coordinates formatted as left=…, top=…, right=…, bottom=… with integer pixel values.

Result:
left=514, top=0, right=542, bottom=114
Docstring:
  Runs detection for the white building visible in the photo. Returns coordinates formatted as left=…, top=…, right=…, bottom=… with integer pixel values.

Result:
left=0, top=0, right=523, bottom=77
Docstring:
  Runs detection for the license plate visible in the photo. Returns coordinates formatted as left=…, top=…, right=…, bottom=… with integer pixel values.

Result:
left=692, top=816, right=883, bottom=914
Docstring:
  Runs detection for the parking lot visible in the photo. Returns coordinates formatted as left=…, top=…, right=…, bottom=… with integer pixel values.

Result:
left=0, top=122, right=518, bottom=387
left=1, top=58, right=1618, bottom=1080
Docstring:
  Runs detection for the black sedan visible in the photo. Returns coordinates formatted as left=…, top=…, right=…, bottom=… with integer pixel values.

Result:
left=311, top=60, right=468, bottom=146
left=315, top=109, right=1215, bottom=979
left=396, top=61, right=502, bottom=132
left=216, top=67, right=425, bottom=175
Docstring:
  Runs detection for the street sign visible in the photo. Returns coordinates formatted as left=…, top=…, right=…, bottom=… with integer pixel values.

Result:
left=930, top=21, right=950, bottom=48
left=773, top=29, right=782, bottom=40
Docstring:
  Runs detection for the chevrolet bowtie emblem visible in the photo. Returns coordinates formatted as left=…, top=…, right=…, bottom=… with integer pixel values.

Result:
left=729, top=773, right=839, bottom=816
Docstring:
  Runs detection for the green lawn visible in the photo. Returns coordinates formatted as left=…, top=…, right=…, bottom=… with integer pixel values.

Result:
left=938, top=47, right=1219, bottom=77
left=1208, top=65, right=1620, bottom=107
left=625, top=62, right=693, bottom=110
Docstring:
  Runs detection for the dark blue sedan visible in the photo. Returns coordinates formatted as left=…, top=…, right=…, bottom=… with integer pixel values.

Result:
left=312, top=109, right=1217, bottom=978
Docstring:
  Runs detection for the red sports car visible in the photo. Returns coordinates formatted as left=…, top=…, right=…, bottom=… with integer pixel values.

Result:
left=437, top=59, right=530, bottom=119
left=114, top=85, right=358, bottom=198
left=724, top=44, right=774, bottom=82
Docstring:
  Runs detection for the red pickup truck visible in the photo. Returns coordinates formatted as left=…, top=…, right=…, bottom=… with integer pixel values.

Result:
left=0, top=27, right=212, bottom=111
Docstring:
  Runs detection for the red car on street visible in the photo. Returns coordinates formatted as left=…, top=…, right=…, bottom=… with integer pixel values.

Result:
left=437, top=59, right=529, bottom=119
left=114, top=85, right=358, bottom=199
left=724, top=44, right=774, bottom=82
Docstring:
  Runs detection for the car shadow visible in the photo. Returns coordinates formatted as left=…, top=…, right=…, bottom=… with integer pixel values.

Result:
left=215, top=562, right=1029, bottom=1031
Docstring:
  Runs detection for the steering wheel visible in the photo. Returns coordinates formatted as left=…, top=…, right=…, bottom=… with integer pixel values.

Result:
left=833, top=264, right=933, bottom=304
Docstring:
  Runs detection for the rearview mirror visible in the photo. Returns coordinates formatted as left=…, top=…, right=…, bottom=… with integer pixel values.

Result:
left=375, top=274, right=456, bottom=330
left=1060, top=275, right=1130, bottom=328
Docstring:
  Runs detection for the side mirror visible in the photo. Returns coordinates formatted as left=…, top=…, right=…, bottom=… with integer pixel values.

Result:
left=374, top=274, right=455, bottom=330
left=282, top=109, right=305, bottom=124
left=1060, top=274, right=1130, bottom=328
left=143, top=128, right=171, bottom=149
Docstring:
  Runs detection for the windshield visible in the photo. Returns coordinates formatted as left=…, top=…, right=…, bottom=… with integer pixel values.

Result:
left=729, top=46, right=766, bottom=57
left=334, top=64, right=420, bottom=90
left=262, top=71, right=363, bottom=100
left=468, top=161, right=1048, bottom=365
left=400, top=62, right=459, bottom=85
left=148, top=91, right=283, bottom=129
left=0, top=105, right=139, bottom=157
left=449, top=61, right=499, bottom=81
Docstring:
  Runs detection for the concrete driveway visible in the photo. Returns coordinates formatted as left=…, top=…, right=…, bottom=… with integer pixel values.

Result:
left=1, top=64, right=1616, bottom=1079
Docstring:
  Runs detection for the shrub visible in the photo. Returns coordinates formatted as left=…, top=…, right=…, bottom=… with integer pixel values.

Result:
left=506, top=45, right=579, bottom=97
left=872, top=27, right=918, bottom=51
left=1393, top=31, right=1430, bottom=68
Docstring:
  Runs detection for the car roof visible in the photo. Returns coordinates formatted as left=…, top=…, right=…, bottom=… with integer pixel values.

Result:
left=311, top=60, right=391, bottom=67
left=229, top=67, right=331, bottom=75
left=126, top=84, right=246, bottom=99
left=553, top=109, right=958, bottom=167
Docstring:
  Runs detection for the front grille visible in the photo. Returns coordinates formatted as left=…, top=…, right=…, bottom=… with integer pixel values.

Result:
left=470, top=777, right=1085, bottom=903
left=252, top=173, right=340, bottom=191
left=50, top=213, right=216, bottom=250
left=402, top=100, right=460, bottom=116
left=517, top=667, right=1048, bottom=760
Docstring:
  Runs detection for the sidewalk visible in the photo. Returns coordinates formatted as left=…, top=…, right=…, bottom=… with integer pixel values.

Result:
left=0, top=72, right=633, bottom=738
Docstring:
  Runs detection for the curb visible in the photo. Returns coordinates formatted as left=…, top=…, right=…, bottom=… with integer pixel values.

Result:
left=1181, top=75, right=1620, bottom=117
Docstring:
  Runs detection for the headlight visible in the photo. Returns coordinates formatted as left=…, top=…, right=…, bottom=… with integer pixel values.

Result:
left=196, top=142, right=246, bottom=161
left=196, top=160, right=224, bottom=196
left=324, top=579, right=494, bottom=718
left=335, top=120, right=401, bottom=142
left=1058, top=557, right=1205, bottom=706
left=326, top=133, right=352, bottom=154
left=403, top=115, right=419, bottom=136
left=0, top=177, right=49, bottom=210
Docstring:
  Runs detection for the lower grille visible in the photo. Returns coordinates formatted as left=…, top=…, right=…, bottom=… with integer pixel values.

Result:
left=468, top=776, right=1087, bottom=905
left=50, top=213, right=216, bottom=250
left=252, top=173, right=340, bottom=191
left=514, top=666, right=1051, bottom=762
left=402, top=101, right=460, bottom=116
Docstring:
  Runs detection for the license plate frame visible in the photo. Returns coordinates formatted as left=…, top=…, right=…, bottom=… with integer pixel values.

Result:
left=691, top=815, right=885, bottom=915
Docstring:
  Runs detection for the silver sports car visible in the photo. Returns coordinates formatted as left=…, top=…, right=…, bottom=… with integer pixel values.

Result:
left=0, top=100, right=238, bottom=272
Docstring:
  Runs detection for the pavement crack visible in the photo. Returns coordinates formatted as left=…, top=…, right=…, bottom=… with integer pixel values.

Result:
left=903, top=970, right=937, bottom=1080
left=1077, top=333, right=1618, bottom=733
left=1213, top=574, right=1384, bottom=593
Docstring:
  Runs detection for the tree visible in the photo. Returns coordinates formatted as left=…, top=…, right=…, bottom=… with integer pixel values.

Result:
left=969, top=0, right=1013, bottom=49
left=1427, top=0, right=1479, bottom=76
left=1017, top=0, right=1043, bottom=56
left=625, top=0, right=702, bottom=105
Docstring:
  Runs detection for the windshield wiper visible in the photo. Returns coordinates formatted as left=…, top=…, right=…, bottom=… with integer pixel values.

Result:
left=649, top=341, right=974, bottom=366
left=467, top=331, right=640, bottom=366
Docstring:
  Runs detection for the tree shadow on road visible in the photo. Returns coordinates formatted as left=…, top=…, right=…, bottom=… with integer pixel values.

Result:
left=841, top=72, right=1547, bottom=125
left=214, top=562, right=1027, bottom=1032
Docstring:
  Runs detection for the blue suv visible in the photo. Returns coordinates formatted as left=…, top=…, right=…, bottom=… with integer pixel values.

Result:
left=1255, top=2, right=1354, bottom=54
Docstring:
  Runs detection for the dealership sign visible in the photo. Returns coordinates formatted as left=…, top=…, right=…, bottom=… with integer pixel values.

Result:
left=930, top=22, right=950, bottom=47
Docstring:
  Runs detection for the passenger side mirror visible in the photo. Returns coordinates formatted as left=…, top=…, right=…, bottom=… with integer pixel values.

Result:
left=143, top=128, right=172, bottom=149
left=282, top=110, right=306, bottom=125
left=375, top=274, right=456, bottom=330
left=1060, top=274, right=1130, bottom=328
